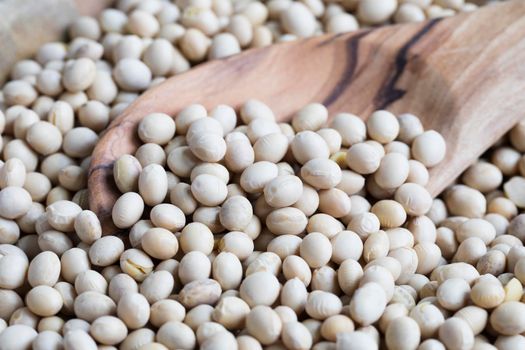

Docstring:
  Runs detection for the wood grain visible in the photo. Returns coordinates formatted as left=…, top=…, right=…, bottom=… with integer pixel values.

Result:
left=73, top=0, right=113, bottom=17
left=89, top=0, right=525, bottom=231
left=0, top=0, right=110, bottom=84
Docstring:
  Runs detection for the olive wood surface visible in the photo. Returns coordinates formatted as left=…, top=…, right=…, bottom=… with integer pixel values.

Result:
left=0, top=0, right=111, bottom=84
left=89, top=0, right=525, bottom=231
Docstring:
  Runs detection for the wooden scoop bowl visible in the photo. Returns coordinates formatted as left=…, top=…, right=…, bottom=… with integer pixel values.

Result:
left=89, top=0, right=525, bottom=230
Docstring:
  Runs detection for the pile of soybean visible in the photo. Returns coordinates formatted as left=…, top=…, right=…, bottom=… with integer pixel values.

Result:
left=102, top=101, right=525, bottom=350
left=0, top=0, right=522, bottom=349
left=108, top=104, right=448, bottom=350
left=2, top=96, right=525, bottom=350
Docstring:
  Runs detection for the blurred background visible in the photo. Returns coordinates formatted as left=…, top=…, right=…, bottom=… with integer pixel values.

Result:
left=0, top=0, right=111, bottom=83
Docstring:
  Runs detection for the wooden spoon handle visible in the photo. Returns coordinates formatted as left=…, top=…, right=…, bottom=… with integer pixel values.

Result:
left=383, top=1, right=525, bottom=195
left=0, top=0, right=111, bottom=84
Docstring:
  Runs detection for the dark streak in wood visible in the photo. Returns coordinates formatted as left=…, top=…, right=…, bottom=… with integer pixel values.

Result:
left=88, top=162, right=114, bottom=178
left=316, top=32, right=345, bottom=47
left=323, top=30, right=371, bottom=107
left=375, top=18, right=443, bottom=109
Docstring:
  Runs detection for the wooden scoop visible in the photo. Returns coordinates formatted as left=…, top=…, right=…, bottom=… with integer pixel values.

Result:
left=89, top=0, right=525, bottom=230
